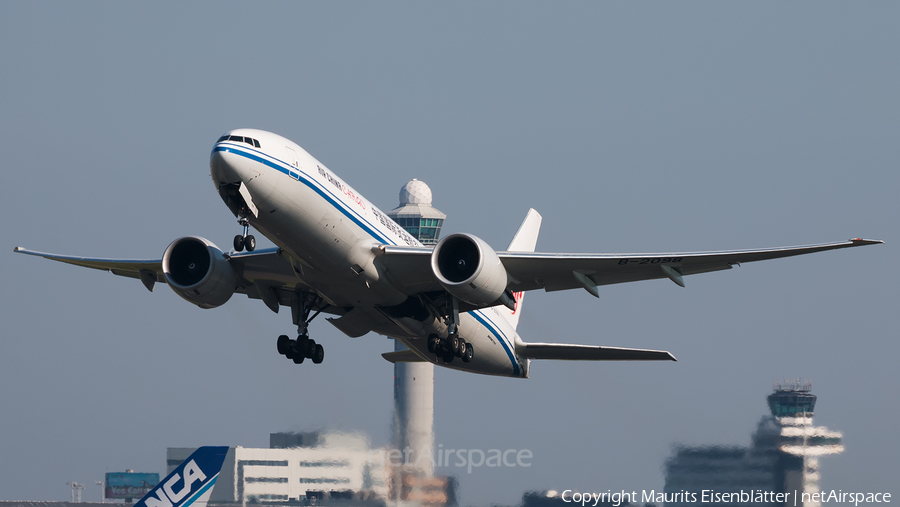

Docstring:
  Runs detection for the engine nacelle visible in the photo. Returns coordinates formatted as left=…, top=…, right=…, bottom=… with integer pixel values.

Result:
left=431, top=233, right=508, bottom=307
left=162, top=236, right=237, bottom=309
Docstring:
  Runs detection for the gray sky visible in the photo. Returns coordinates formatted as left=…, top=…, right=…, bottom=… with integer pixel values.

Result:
left=1, top=2, right=897, bottom=505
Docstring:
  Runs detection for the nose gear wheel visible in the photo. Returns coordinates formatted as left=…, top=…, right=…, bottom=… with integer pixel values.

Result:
left=234, top=217, right=255, bottom=252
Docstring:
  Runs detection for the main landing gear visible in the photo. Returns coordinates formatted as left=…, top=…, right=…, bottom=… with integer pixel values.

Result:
left=277, top=334, right=324, bottom=364
left=276, top=293, right=327, bottom=365
left=233, top=217, right=256, bottom=252
left=426, top=297, right=474, bottom=364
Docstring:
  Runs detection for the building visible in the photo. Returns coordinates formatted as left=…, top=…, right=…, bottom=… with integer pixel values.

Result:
left=663, top=380, right=844, bottom=507
left=168, top=432, right=391, bottom=503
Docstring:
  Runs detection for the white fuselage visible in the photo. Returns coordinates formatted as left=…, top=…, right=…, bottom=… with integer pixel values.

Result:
left=209, top=129, right=528, bottom=378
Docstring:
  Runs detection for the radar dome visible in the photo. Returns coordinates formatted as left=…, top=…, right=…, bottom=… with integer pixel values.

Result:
left=399, top=179, right=433, bottom=205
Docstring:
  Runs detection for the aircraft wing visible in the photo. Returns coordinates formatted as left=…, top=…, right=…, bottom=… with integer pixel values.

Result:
left=378, top=238, right=883, bottom=296
left=13, top=248, right=164, bottom=275
left=13, top=246, right=313, bottom=312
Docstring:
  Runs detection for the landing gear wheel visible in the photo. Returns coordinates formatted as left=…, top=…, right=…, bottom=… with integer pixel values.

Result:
left=427, top=334, right=439, bottom=354
left=243, top=235, right=256, bottom=252
left=462, top=343, right=474, bottom=363
left=312, top=343, right=324, bottom=364
left=233, top=235, right=244, bottom=252
left=306, top=339, right=317, bottom=358
left=292, top=354, right=305, bottom=364
left=456, top=338, right=467, bottom=357
left=442, top=352, right=454, bottom=364
left=297, top=334, right=310, bottom=353
left=277, top=335, right=290, bottom=355
left=448, top=334, right=460, bottom=354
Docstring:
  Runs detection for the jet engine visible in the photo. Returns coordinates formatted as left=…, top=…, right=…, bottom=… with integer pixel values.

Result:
left=431, top=233, right=508, bottom=307
left=162, top=236, right=237, bottom=309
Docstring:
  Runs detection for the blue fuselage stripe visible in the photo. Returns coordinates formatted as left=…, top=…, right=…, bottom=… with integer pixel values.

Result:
left=214, top=144, right=398, bottom=246
left=471, top=310, right=520, bottom=376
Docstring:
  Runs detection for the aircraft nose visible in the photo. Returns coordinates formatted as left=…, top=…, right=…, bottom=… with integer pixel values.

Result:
left=210, top=145, right=248, bottom=185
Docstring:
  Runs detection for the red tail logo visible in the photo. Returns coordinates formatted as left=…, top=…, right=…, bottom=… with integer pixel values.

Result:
left=511, top=291, right=524, bottom=314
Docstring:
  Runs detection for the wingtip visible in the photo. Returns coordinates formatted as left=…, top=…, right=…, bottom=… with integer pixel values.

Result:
left=850, top=238, right=884, bottom=245
left=669, top=353, right=677, bottom=362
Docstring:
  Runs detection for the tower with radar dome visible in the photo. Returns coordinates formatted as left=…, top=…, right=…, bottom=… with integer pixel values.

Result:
left=386, top=179, right=445, bottom=502
left=387, top=179, right=446, bottom=245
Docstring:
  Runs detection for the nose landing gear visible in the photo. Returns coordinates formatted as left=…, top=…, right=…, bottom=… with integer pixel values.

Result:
left=233, top=217, right=256, bottom=252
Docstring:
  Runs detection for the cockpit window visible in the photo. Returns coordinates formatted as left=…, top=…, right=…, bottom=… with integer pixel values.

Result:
left=219, top=134, right=262, bottom=149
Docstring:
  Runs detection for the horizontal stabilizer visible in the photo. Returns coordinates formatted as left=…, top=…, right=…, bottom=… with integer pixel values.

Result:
left=382, top=349, right=429, bottom=363
left=518, top=342, right=676, bottom=361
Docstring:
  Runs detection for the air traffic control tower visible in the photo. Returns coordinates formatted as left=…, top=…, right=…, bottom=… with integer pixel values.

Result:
left=664, top=380, right=844, bottom=507
left=387, top=179, right=446, bottom=245
left=386, top=180, right=445, bottom=501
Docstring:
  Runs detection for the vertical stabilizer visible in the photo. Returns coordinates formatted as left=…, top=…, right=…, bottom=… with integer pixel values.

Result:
left=498, top=209, right=542, bottom=330
left=136, top=446, right=228, bottom=507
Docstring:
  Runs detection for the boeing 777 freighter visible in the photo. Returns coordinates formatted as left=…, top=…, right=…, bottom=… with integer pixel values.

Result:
left=15, top=129, right=883, bottom=377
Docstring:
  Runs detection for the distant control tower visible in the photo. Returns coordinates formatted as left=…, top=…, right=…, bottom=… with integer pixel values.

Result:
left=758, top=380, right=844, bottom=507
left=664, top=380, right=844, bottom=507
left=386, top=180, right=444, bottom=503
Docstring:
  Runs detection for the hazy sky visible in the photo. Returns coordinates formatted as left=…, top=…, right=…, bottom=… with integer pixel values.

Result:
left=1, top=3, right=897, bottom=505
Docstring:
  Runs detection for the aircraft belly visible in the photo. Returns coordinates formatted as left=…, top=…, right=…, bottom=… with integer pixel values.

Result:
left=395, top=312, right=522, bottom=378
left=460, top=313, right=521, bottom=376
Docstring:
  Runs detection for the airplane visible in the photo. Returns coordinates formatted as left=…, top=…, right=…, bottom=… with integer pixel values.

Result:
left=135, top=446, right=228, bottom=507
left=15, top=129, right=883, bottom=378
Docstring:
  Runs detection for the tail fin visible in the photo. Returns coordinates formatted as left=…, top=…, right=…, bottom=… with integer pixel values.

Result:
left=498, top=209, right=542, bottom=330
left=136, top=446, right=228, bottom=507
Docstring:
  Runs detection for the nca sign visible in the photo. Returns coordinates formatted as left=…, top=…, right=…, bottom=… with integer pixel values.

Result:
left=142, top=460, right=207, bottom=507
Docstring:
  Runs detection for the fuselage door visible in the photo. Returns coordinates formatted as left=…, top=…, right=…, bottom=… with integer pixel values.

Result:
left=285, top=147, right=300, bottom=180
